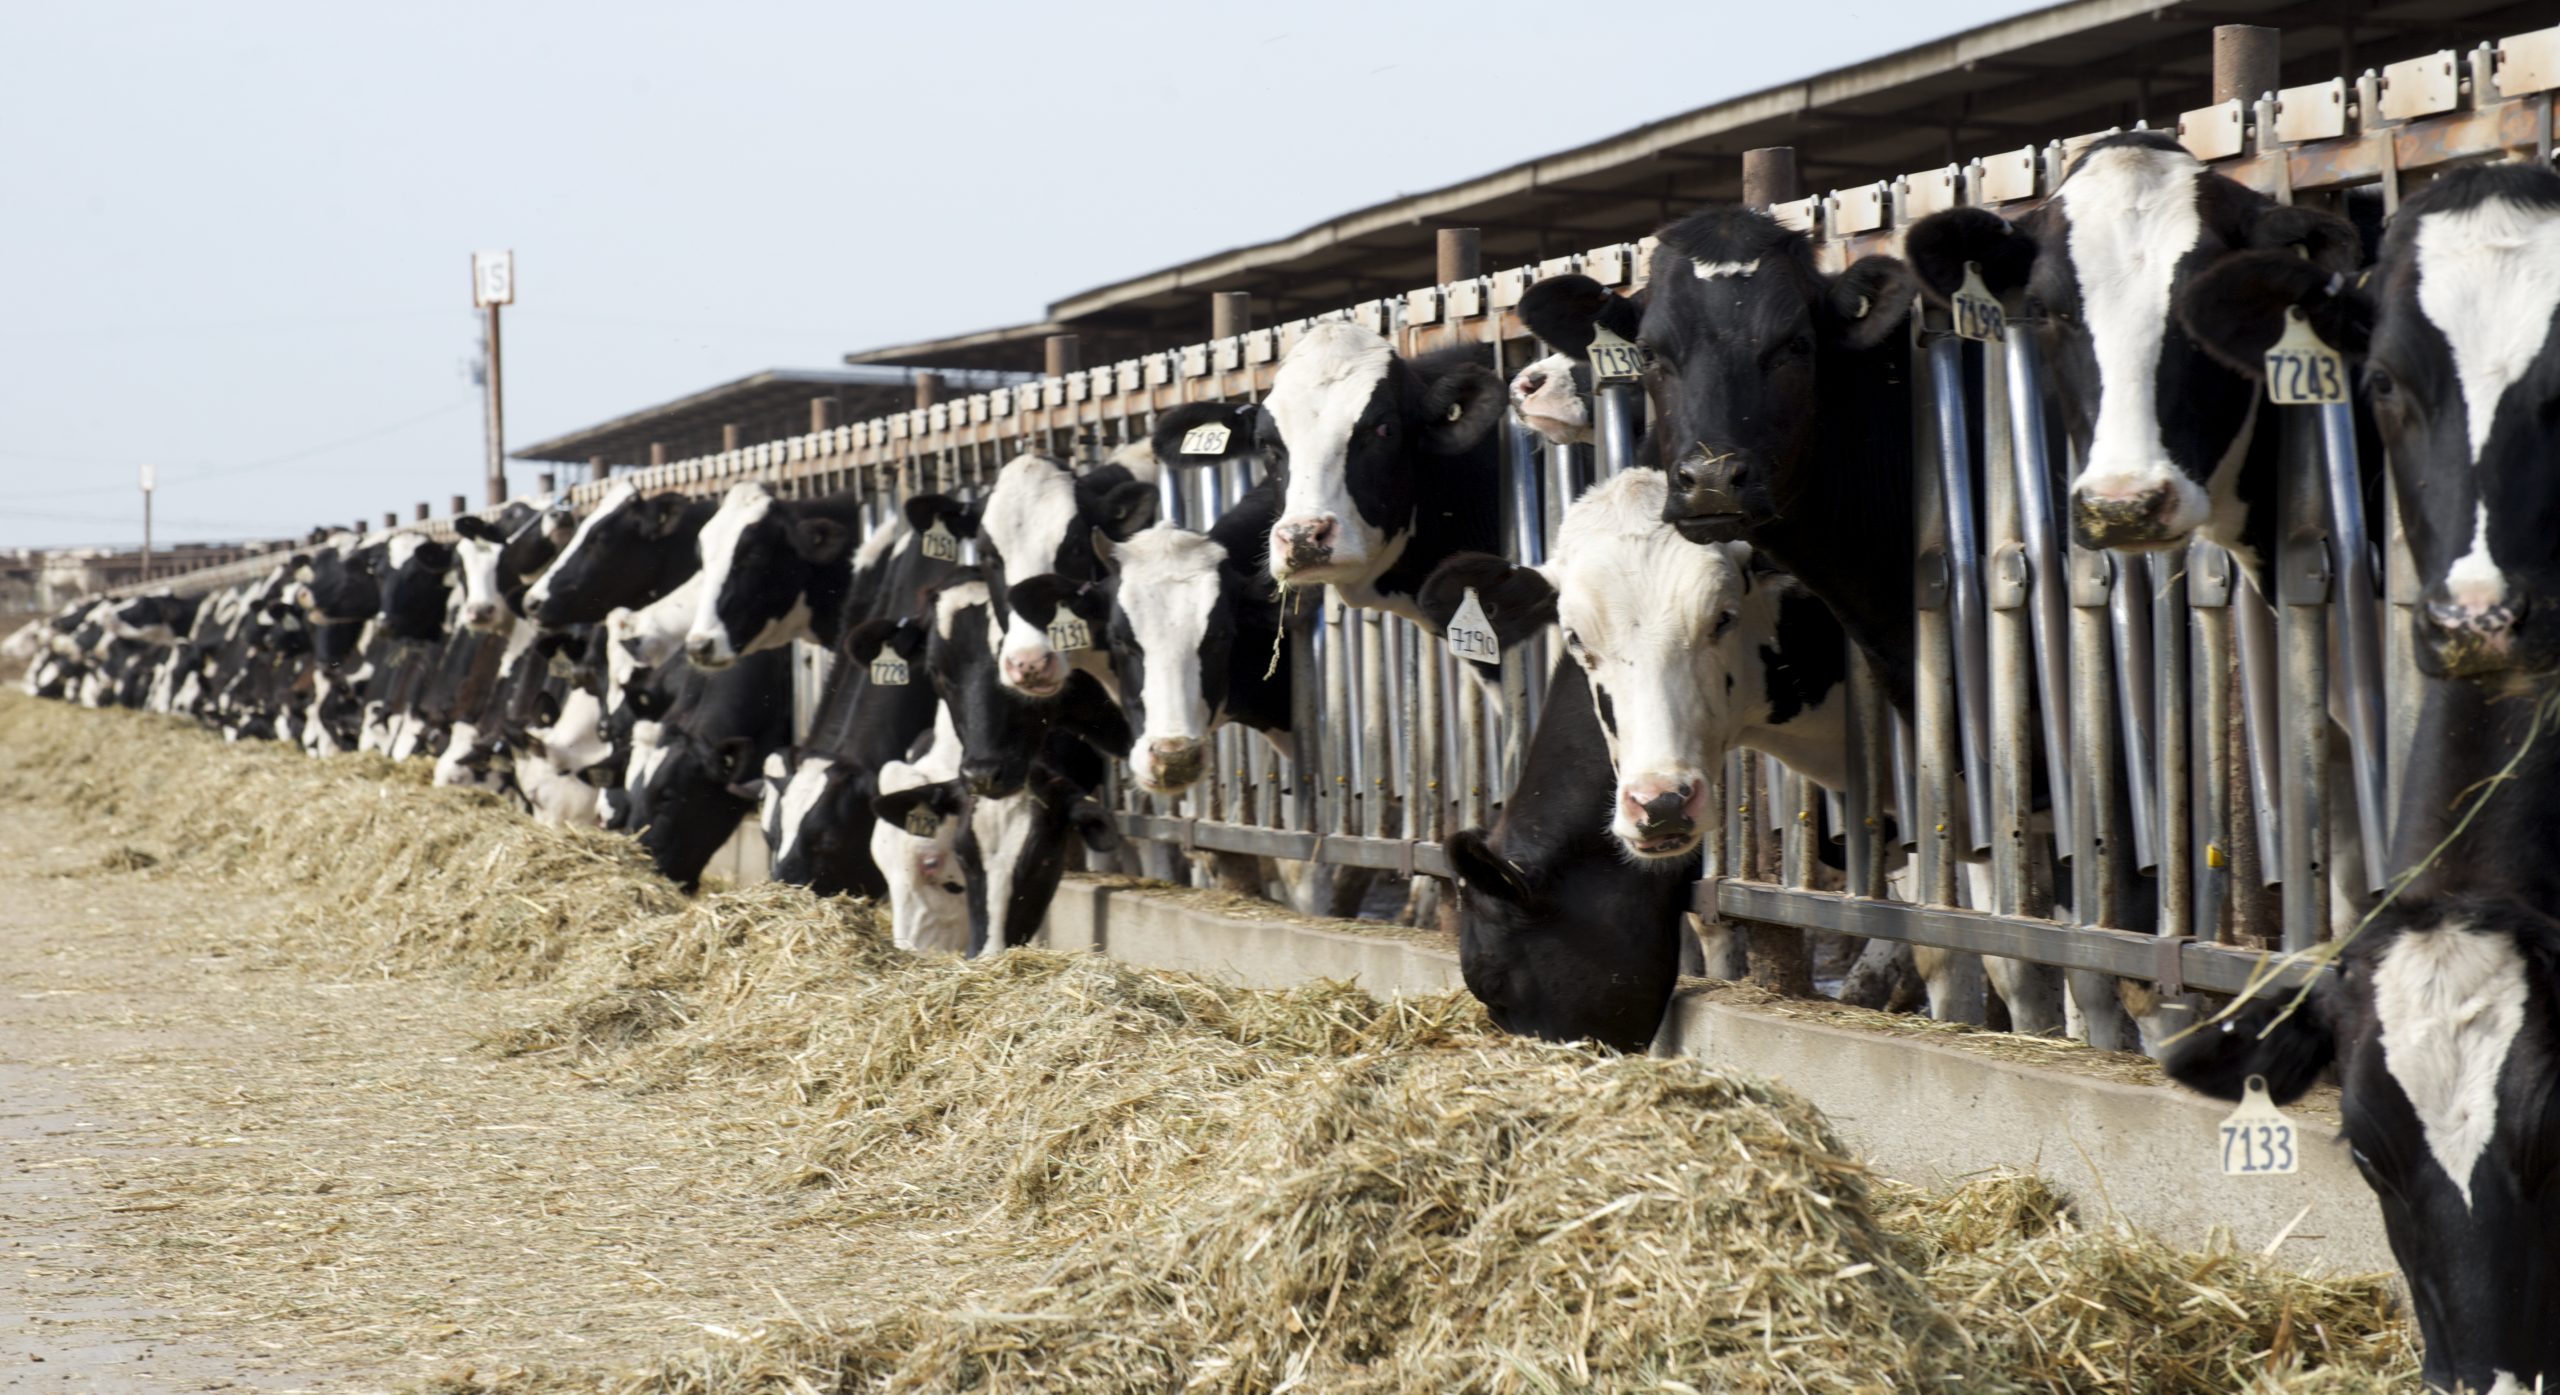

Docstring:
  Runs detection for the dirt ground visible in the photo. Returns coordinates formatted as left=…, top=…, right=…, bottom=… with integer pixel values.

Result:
left=0, top=802, right=1030, bottom=1393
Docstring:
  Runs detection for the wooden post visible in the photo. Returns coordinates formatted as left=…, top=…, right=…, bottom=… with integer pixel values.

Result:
left=648, top=442, right=666, bottom=468
left=1044, top=335, right=1080, bottom=378
left=482, top=302, right=507, bottom=508
left=536, top=472, right=555, bottom=494
left=1742, top=147, right=1799, bottom=208
left=589, top=455, right=608, bottom=484
left=809, top=396, right=837, bottom=433
left=1211, top=291, right=1250, bottom=340
left=913, top=372, right=942, bottom=411
left=721, top=423, right=742, bottom=452
left=414, top=502, right=430, bottom=522
left=2212, top=25, right=2281, bottom=106
left=450, top=495, right=467, bottom=516
left=383, top=512, right=399, bottom=530
left=1436, top=228, right=1481, bottom=283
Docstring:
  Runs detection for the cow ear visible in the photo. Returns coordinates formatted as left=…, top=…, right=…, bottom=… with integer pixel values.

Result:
left=794, top=516, right=855, bottom=565
left=1097, top=480, right=1158, bottom=542
left=1828, top=256, right=1918, bottom=350
left=887, top=618, right=928, bottom=661
left=2178, top=249, right=2373, bottom=376
left=450, top=516, right=495, bottom=543
left=1071, top=797, right=1120, bottom=852
left=412, top=541, right=456, bottom=571
left=1903, top=207, right=2038, bottom=304
left=1446, top=827, right=1536, bottom=907
left=1418, top=552, right=1556, bottom=649
left=1520, top=274, right=1641, bottom=357
left=1007, top=574, right=1072, bottom=628
left=903, top=493, right=973, bottom=538
left=1059, top=671, right=1134, bottom=759
left=641, top=493, right=690, bottom=538
left=2162, top=991, right=2336, bottom=1106
left=1150, top=401, right=1259, bottom=468
left=2249, top=204, right=2363, bottom=276
left=1423, top=364, right=1507, bottom=453
left=1090, top=525, right=1118, bottom=570
left=845, top=618, right=900, bottom=666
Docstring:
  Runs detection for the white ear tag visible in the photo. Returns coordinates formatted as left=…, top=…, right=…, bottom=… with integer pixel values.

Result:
left=1046, top=614, right=1092, bottom=652
left=2262, top=307, right=2348, bottom=406
left=2217, top=1074, right=2301, bottom=1176
left=1444, top=588, right=1501, bottom=663
left=1587, top=324, right=1644, bottom=383
left=904, top=805, right=940, bottom=838
left=1179, top=422, right=1232, bottom=455
left=1952, top=261, right=2005, bottom=343
left=921, top=519, right=960, bottom=562
left=869, top=655, right=909, bottom=686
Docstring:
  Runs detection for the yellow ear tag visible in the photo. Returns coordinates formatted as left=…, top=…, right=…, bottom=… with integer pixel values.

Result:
left=1952, top=261, right=2005, bottom=343
left=1444, top=588, right=1500, bottom=663
left=1587, top=324, right=1644, bottom=383
left=2218, top=1074, right=2301, bottom=1176
left=869, top=656, right=909, bottom=686
left=921, top=520, right=960, bottom=562
left=1180, top=422, right=1231, bottom=455
left=2263, top=307, right=2348, bottom=406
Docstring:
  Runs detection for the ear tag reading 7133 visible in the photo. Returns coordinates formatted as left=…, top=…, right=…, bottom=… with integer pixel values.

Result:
left=2263, top=307, right=2348, bottom=406
left=1444, top=588, right=1500, bottom=663
left=1952, top=261, right=2006, bottom=343
left=921, top=519, right=960, bottom=562
left=1587, top=325, right=1644, bottom=383
left=2218, top=1074, right=2300, bottom=1176
left=1047, top=614, right=1092, bottom=652
left=869, top=656, right=909, bottom=686
left=1180, top=422, right=1232, bottom=456
left=904, top=805, right=940, bottom=838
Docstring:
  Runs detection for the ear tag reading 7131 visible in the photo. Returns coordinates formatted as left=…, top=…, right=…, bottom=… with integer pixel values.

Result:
left=1047, top=614, right=1092, bottom=652
left=921, top=519, right=960, bottom=562
left=1444, top=588, right=1500, bottom=663
left=1180, top=422, right=1232, bottom=456
left=869, top=656, right=909, bottom=686
left=2263, top=307, right=2348, bottom=406
left=1587, top=325, right=1644, bottom=383
left=904, top=805, right=940, bottom=838
left=1952, top=261, right=2006, bottom=343
left=2218, top=1074, right=2300, bottom=1176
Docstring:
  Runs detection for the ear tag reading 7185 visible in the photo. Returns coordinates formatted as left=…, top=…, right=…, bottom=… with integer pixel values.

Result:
left=921, top=519, right=960, bottom=562
left=1180, top=422, right=1232, bottom=456
left=2263, top=307, right=2348, bottom=406
left=1587, top=324, right=1644, bottom=383
left=2218, top=1074, right=2300, bottom=1176
left=1952, top=261, right=2006, bottom=343
left=1047, top=614, right=1092, bottom=652
left=904, top=805, right=940, bottom=838
left=869, top=656, right=909, bottom=686
left=1444, top=588, right=1500, bottom=663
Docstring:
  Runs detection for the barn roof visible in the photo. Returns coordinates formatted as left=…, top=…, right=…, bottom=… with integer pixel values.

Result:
left=512, top=366, right=1033, bottom=468
left=841, top=0, right=2542, bottom=373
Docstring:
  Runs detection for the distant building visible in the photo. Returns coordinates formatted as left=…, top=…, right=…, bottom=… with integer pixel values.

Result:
left=4, top=541, right=293, bottom=611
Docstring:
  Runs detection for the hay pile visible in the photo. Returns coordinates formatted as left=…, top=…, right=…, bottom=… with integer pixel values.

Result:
left=0, top=694, right=2415, bottom=1393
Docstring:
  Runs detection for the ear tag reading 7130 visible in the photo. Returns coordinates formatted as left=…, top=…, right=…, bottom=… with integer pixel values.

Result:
left=1587, top=325, right=1644, bottom=383
left=904, top=805, right=940, bottom=838
left=1180, top=422, right=1232, bottom=456
left=1444, top=588, right=1500, bottom=663
left=1952, top=261, right=2006, bottom=343
left=1047, top=614, right=1092, bottom=652
left=869, top=656, right=909, bottom=686
left=2263, top=307, right=2348, bottom=406
left=2218, top=1074, right=2300, bottom=1176
left=921, top=519, right=960, bottom=562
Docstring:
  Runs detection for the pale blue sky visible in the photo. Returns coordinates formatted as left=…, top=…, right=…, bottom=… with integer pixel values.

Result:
left=0, top=0, right=2028, bottom=550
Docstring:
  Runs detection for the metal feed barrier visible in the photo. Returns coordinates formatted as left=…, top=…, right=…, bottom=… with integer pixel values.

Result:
left=124, top=21, right=2560, bottom=1010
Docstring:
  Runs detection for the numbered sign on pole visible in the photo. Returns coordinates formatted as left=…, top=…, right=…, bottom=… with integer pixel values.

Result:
left=137, top=463, right=155, bottom=493
left=472, top=250, right=516, bottom=308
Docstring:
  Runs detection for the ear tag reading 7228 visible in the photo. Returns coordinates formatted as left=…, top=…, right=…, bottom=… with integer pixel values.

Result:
left=869, top=656, right=909, bottom=686
left=1444, top=588, right=1500, bottom=663
left=921, top=519, right=960, bottom=562
left=2218, top=1074, right=2300, bottom=1176
left=1047, top=614, right=1092, bottom=652
left=2263, top=307, right=2348, bottom=406
left=1587, top=325, right=1644, bottom=383
left=1179, top=422, right=1232, bottom=456
left=903, top=805, right=940, bottom=838
left=1952, top=262, right=2006, bottom=343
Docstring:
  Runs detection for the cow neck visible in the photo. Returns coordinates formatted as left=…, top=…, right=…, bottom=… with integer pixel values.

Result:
left=2393, top=680, right=2560, bottom=912
left=791, top=495, right=874, bottom=648
left=1367, top=437, right=1507, bottom=606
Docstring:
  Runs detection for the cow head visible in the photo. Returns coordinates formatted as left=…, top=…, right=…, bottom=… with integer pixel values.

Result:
left=1092, top=520, right=1262, bottom=796
left=966, top=451, right=1158, bottom=699
left=870, top=770, right=972, bottom=952
left=760, top=747, right=882, bottom=897
left=1256, top=321, right=1504, bottom=590
left=2168, top=901, right=2560, bottom=1395
left=912, top=576, right=1053, bottom=799
left=528, top=485, right=698, bottom=628
left=376, top=535, right=458, bottom=641
left=1906, top=132, right=2360, bottom=559
left=2181, top=164, right=2560, bottom=684
left=449, top=510, right=529, bottom=632
left=686, top=482, right=857, bottom=668
left=1510, top=352, right=1594, bottom=446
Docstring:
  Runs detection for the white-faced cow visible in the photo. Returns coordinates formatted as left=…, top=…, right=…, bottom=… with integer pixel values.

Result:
left=956, top=445, right=1160, bottom=700
left=864, top=706, right=971, bottom=953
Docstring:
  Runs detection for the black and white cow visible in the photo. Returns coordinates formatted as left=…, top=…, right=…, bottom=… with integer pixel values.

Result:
left=2178, top=162, right=2560, bottom=683
left=1904, top=131, right=2362, bottom=577
left=957, top=446, right=1160, bottom=700
left=686, top=484, right=956, bottom=668
left=914, top=573, right=1129, bottom=799
left=865, top=707, right=971, bottom=952
left=524, top=484, right=718, bottom=630
left=622, top=645, right=793, bottom=891
left=1509, top=353, right=1594, bottom=445
left=450, top=500, right=565, bottom=633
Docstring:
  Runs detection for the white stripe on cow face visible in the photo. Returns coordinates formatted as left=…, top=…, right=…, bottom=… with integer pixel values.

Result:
left=2374, top=921, right=2529, bottom=1209
left=455, top=535, right=507, bottom=631
left=526, top=482, right=636, bottom=614
left=874, top=707, right=968, bottom=953
left=1111, top=525, right=1228, bottom=793
left=979, top=454, right=1082, bottom=695
left=1264, top=321, right=1395, bottom=586
left=969, top=785, right=1039, bottom=957
left=2058, top=142, right=2213, bottom=535
left=1690, top=259, right=1757, bottom=279
left=2413, top=197, right=2560, bottom=611
left=771, top=754, right=836, bottom=870
left=688, top=482, right=791, bottom=665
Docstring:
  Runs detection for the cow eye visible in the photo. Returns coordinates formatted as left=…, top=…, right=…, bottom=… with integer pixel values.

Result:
left=1710, top=610, right=1737, bottom=640
left=1373, top=421, right=1394, bottom=439
left=2364, top=366, right=2397, bottom=402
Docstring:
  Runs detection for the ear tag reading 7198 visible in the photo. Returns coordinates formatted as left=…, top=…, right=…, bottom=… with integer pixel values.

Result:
left=869, top=656, right=909, bottom=686
left=2218, top=1074, right=2300, bottom=1176
left=1047, top=614, right=1092, bottom=652
left=1587, top=325, right=1644, bottom=383
left=921, top=519, right=960, bottom=562
left=1444, top=588, right=1500, bottom=663
left=903, top=805, right=940, bottom=838
left=2263, top=307, right=2348, bottom=406
left=1180, top=422, right=1232, bottom=456
left=1952, top=262, right=2006, bottom=343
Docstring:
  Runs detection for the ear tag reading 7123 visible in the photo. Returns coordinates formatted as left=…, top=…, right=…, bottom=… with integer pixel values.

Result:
left=921, top=519, right=960, bottom=562
left=1047, top=614, right=1092, bottom=652
left=2263, top=307, right=2348, bottom=406
left=904, top=805, right=940, bottom=838
left=1587, top=325, right=1644, bottom=383
left=2218, top=1074, right=2300, bottom=1176
left=869, top=656, right=909, bottom=686
left=1444, top=588, right=1500, bottom=663
left=1952, top=261, right=2006, bottom=343
left=1180, top=422, right=1232, bottom=456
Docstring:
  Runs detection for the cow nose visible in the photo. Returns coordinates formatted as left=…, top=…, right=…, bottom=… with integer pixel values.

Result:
left=963, top=760, right=1008, bottom=797
left=1143, top=737, right=1205, bottom=789
left=1518, top=370, right=1548, bottom=396
left=1004, top=650, right=1062, bottom=689
left=2068, top=472, right=2189, bottom=549
left=1617, top=776, right=1705, bottom=853
left=463, top=602, right=500, bottom=628
left=1273, top=516, right=1338, bottom=571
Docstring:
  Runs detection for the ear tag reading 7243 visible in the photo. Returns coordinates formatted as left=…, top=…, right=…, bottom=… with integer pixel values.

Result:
left=869, top=656, right=909, bottom=686
left=2263, top=307, right=2348, bottom=406
left=1952, top=261, right=2006, bottom=343
left=1179, top=422, right=1232, bottom=456
left=921, top=519, right=960, bottom=562
left=903, top=805, right=940, bottom=838
left=1587, top=325, right=1644, bottom=383
left=1444, top=588, right=1500, bottom=663
left=2218, top=1074, right=2300, bottom=1176
left=1047, top=614, right=1092, bottom=652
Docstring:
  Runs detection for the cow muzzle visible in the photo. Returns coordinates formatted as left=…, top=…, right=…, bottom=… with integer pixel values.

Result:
left=1136, top=736, right=1206, bottom=793
left=1665, top=447, right=1753, bottom=544
left=1002, top=648, right=1066, bottom=697
left=1615, top=775, right=1707, bottom=858
left=462, top=601, right=504, bottom=632
left=2068, top=469, right=2206, bottom=551
left=963, top=758, right=1023, bottom=799
left=1269, top=515, right=1341, bottom=580
left=2421, top=586, right=2532, bottom=681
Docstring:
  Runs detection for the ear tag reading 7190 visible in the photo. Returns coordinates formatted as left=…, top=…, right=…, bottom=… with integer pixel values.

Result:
left=2263, top=307, right=2348, bottom=406
left=1180, top=422, right=1232, bottom=456
left=1587, top=325, right=1644, bottom=383
left=904, top=805, right=941, bottom=838
left=869, top=656, right=909, bottom=686
left=2218, top=1074, right=2300, bottom=1176
left=921, top=519, right=960, bottom=562
left=1952, top=261, right=2006, bottom=343
left=1047, top=614, right=1093, bottom=652
left=1444, top=588, right=1500, bottom=663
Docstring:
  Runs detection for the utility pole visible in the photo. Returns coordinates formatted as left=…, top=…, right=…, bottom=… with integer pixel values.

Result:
left=138, top=463, right=154, bottom=582
left=471, top=250, right=515, bottom=507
